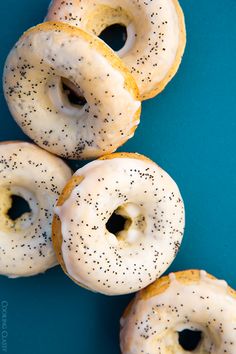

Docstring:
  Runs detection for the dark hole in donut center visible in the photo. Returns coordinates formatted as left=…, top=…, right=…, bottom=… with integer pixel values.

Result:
left=99, top=24, right=127, bottom=51
left=7, top=195, right=31, bottom=221
left=62, top=79, right=87, bottom=107
left=178, top=330, right=202, bottom=351
left=106, top=212, right=127, bottom=236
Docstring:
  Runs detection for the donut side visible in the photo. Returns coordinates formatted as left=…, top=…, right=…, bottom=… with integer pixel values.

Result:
left=142, top=0, right=186, bottom=100
left=53, top=176, right=83, bottom=277
left=99, top=152, right=154, bottom=164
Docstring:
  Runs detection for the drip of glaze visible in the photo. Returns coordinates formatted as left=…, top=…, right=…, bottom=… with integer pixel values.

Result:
left=200, top=270, right=228, bottom=292
left=169, top=272, right=177, bottom=283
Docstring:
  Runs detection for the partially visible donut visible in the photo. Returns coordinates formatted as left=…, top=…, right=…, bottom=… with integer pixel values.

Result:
left=0, top=141, right=72, bottom=277
left=46, top=0, right=186, bottom=99
left=3, top=22, right=141, bottom=159
left=120, top=270, right=236, bottom=353
left=52, top=152, right=185, bottom=295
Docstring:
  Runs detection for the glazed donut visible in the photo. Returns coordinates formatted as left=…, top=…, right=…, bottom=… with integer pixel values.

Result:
left=46, top=0, right=186, bottom=100
left=3, top=22, right=141, bottom=159
left=0, top=141, right=72, bottom=277
left=120, top=270, right=236, bottom=353
left=52, top=152, right=185, bottom=295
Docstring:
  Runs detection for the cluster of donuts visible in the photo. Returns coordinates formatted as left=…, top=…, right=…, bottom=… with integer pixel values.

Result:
left=1, top=0, right=236, bottom=353
left=3, top=0, right=186, bottom=159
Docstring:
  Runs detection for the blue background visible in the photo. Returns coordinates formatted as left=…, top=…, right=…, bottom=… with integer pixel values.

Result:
left=1, top=1, right=236, bottom=353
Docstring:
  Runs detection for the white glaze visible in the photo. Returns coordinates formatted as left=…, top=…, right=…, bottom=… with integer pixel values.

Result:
left=47, top=76, right=88, bottom=117
left=55, top=156, right=185, bottom=295
left=46, top=0, right=185, bottom=97
left=120, top=271, right=236, bottom=353
left=0, top=142, right=72, bottom=277
left=117, top=23, right=136, bottom=58
left=4, top=24, right=141, bottom=159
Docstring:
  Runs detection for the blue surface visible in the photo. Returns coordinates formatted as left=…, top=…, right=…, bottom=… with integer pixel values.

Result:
left=1, top=1, right=236, bottom=353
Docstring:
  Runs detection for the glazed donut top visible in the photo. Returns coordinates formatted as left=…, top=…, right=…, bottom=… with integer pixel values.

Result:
left=4, top=22, right=141, bottom=159
left=46, top=0, right=186, bottom=99
left=120, top=270, right=236, bottom=353
left=0, top=141, right=72, bottom=277
left=54, top=153, right=185, bottom=295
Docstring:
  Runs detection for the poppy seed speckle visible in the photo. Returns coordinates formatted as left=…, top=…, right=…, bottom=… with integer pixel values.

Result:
left=0, top=141, right=72, bottom=277
left=55, top=154, right=185, bottom=295
left=3, top=22, right=141, bottom=160
left=46, top=0, right=186, bottom=99
left=120, top=270, right=236, bottom=353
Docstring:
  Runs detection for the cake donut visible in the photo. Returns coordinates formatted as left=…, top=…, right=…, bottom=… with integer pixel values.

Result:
left=52, top=152, right=185, bottom=295
left=120, top=269, right=236, bottom=353
left=0, top=141, right=72, bottom=277
left=3, top=22, right=141, bottom=159
left=46, top=0, right=186, bottom=100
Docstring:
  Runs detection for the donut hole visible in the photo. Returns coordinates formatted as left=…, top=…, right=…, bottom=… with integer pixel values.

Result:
left=178, top=329, right=202, bottom=351
left=106, top=212, right=129, bottom=236
left=61, top=78, right=87, bottom=107
left=99, top=24, right=127, bottom=51
left=106, top=203, right=145, bottom=244
left=7, top=195, right=31, bottom=221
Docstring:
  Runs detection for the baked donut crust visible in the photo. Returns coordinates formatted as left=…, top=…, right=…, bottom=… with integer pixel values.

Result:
left=52, top=152, right=185, bottom=295
left=46, top=0, right=186, bottom=100
left=52, top=175, right=84, bottom=281
left=120, top=270, right=236, bottom=353
left=4, top=22, right=141, bottom=159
